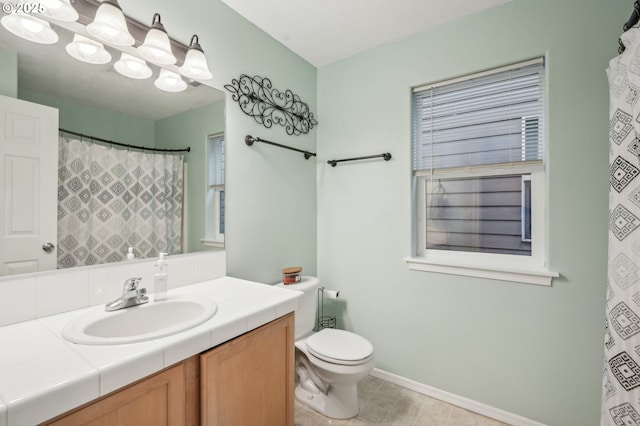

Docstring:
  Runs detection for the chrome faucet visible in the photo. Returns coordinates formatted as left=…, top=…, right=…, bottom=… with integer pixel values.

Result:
left=105, top=277, right=149, bottom=311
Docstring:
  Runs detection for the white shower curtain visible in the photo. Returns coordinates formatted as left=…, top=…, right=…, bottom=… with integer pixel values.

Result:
left=57, top=137, right=184, bottom=268
left=604, top=27, right=640, bottom=425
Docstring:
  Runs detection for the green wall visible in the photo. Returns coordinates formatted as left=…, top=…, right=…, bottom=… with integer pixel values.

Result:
left=19, top=90, right=155, bottom=148
left=155, top=101, right=225, bottom=253
left=316, top=0, right=626, bottom=424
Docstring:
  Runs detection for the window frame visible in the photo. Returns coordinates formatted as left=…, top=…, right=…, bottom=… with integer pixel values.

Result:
left=202, top=132, right=225, bottom=248
left=406, top=58, right=557, bottom=286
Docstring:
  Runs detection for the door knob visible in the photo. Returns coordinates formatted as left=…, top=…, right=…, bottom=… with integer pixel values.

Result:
left=42, top=242, right=55, bottom=253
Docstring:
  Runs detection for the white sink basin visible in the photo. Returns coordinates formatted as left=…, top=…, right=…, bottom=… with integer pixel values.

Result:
left=62, top=296, right=218, bottom=345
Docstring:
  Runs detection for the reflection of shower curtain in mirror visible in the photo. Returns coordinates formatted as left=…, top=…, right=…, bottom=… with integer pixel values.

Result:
left=57, top=137, right=184, bottom=268
left=604, top=27, right=640, bottom=424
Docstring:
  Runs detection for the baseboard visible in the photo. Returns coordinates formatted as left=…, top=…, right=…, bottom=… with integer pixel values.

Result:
left=370, top=368, right=547, bottom=426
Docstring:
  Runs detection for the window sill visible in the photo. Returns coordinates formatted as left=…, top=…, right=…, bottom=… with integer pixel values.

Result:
left=404, top=256, right=558, bottom=286
left=201, top=238, right=224, bottom=249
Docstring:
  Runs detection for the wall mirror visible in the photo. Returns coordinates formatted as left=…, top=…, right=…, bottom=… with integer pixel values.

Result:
left=0, top=7, right=225, bottom=277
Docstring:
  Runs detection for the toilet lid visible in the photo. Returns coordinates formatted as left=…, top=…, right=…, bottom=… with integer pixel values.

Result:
left=305, top=328, right=373, bottom=364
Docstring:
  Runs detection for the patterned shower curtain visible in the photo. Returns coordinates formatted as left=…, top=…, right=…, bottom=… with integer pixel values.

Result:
left=604, top=27, right=640, bottom=425
left=57, top=137, right=184, bottom=268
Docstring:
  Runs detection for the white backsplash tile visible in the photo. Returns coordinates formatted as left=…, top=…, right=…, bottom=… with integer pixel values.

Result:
left=0, top=276, right=36, bottom=327
left=195, top=250, right=226, bottom=282
left=0, top=251, right=226, bottom=322
left=37, top=268, right=90, bottom=317
left=131, top=258, right=157, bottom=295
left=166, top=254, right=196, bottom=289
left=88, top=261, right=137, bottom=306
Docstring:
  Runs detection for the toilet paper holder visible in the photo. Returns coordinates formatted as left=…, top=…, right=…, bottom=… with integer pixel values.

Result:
left=317, top=287, right=337, bottom=330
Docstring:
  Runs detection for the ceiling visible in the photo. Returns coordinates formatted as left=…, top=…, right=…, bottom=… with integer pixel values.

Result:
left=221, top=0, right=512, bottom=67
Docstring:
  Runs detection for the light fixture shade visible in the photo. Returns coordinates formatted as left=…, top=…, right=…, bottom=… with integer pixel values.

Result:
left=114, top=53, right=152, bottom=79
left=179, top=35, right=212, bottom=80
left=86, top=0, right=134, bottom=46
left=66, top=34, right=111, bottom=64
left=137, top=14, right=176, bottom=65
left=39, top=0, right=79, bottom=22
left=155, top=68, right=187, bottom=92
left=0, top=13, right=58, bottom=44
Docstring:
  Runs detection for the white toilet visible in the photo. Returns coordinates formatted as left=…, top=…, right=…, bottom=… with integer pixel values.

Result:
left=275, top=276, right=375, bottom=419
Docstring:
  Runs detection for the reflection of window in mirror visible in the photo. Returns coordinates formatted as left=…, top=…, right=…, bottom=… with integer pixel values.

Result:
left=204, top=133, right=225, bottom=247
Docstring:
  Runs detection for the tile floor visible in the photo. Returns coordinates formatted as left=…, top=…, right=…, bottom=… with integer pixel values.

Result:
left=294, top=375, right=511, bottom=426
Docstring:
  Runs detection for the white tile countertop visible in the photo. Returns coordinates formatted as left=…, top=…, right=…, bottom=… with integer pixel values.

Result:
left=0, top=276, right=301, bottom=426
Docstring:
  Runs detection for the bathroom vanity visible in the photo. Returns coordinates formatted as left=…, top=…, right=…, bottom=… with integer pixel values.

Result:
left=44, top=313, right=294, bottom=426
left=0, top=274, right=300, bottom=426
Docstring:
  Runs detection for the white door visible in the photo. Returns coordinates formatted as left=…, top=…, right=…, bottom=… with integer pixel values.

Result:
left=0, top=95, right=58, bottom=276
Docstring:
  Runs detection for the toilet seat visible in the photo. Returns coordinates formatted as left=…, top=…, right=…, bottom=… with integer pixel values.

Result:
left=305, top=328, right=373, bottom=366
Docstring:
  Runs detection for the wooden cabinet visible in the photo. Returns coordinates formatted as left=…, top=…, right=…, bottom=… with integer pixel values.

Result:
left=200, top=314, right=294, bottom=426
left=200, top=313, right=295, bottom=426
left=41, top=313, right=294, bottom=426
left=43, top=357, right=199, bottom=426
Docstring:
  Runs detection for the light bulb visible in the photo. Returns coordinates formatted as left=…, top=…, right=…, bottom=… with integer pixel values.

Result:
left=79, top=43, right=98, bottom=55
left=179, top=35, right=212, bottom=80
left=155, top=68, right=187, bottom=92
left=114, top=53, right=152, bottom=79
left=86, top=0, right=134, bottom=46
left=21, top=17, right=44, bottom=33
left=39, top=0, right=79, bottom=22
left=66, top=34, right=111, bottom=64
left=0, top=13, right=58, bottom=44
left=137, top=14, right=176, bottom=65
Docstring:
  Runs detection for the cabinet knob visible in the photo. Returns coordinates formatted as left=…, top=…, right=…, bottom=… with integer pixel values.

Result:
left=42, top=242, right=55, bottom=253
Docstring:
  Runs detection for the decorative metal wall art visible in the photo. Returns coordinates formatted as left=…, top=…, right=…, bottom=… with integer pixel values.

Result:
left=225, top=74, right=318, bottom=135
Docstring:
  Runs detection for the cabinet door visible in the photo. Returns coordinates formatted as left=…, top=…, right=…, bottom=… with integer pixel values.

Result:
left=201, top=313, right=294, bottom=426
left=44, top=359, right=197, bottom=426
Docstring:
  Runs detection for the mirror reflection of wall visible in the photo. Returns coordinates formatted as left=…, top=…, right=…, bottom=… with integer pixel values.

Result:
left=0, top=7, right=225, bottom=278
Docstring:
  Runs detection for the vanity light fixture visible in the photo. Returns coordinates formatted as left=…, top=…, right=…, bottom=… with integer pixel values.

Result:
left=39, top=0, right=79, bottom=22
left=86, top=0, right=134, bottom=47
left=66, top=34, right=111, bottom=64
left=137, top=14, right=176, bottom=65
left=114, top=53, right=152, bottom=79
left=154, top=68, right=187, bottom=92
left=0, top=13, right=58, bottom=44
left=0, top=0, right=214, bottom=89
left=179, top=35, right=212, bottom=80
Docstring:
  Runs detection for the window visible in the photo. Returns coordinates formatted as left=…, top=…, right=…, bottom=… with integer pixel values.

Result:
left=203, top=133, right=225, bottom=247
left=407, top=58, right=557, bottom=285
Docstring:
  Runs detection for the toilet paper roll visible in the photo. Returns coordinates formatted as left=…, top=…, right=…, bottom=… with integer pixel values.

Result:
left=323, top=289, right=340, bottom=299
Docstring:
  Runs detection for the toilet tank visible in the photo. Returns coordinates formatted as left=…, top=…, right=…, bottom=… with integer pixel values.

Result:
left=274, top=276, right=320, bottom=339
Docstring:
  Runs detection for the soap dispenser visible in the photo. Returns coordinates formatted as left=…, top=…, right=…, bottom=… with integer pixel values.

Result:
left=154, top=253, right=168, bottom=301
left=126, top=247, right=135, bottom=275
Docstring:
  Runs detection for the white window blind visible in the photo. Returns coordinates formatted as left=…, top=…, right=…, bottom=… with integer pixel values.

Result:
left=208, top=135, right=225, bottom=186
left=412, top=58, right=545, bottom=173
left=412, top=58, right=545, bottom=257
left=205, top=134, right=225, bottom=243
